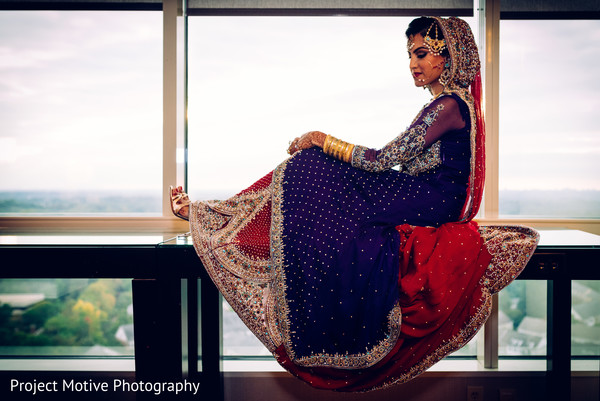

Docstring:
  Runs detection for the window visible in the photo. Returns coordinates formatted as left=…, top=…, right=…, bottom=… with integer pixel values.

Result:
left=498, top=280, right=547, bottom=357
left=186, top=15, right=477, bottom=198
left=187, top=16, right=447, bottom=200
left=498, top=20, right=600, bottom=219
left=0, top=11, right=162, bottom=216
left=572, top=280, right=600, bottom=358
left=222, top=299, right=270, bottom=358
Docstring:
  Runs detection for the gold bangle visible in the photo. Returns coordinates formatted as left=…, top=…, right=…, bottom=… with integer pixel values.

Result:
left=343, top=142, right=352, bottom=162
left=323, top=135, right=355, bottom=163
left=331, top=138, right=341, bottom=158
left=327, top=137, right=335, bottom=156
left=337, top=140, right=347, bottom=160
left=323, top=135, right=333, bottom=154
left=341, top=141, right=349, bottom=160
left=344, top=144, right=355, bottom=163
left=339, top=141, right=349, bottom=161
left=335, top=140, right=344, bottom=159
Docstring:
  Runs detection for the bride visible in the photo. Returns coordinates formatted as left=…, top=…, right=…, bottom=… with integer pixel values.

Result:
left=169, top=16, right=538, bottom=391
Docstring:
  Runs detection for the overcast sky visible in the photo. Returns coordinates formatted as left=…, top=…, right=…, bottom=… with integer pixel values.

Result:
left=0, top=12, right=598, bottom=195
left=0, top=11, right=163, bottom=192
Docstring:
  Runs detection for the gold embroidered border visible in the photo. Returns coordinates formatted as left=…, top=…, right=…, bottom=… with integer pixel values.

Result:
left=478, top=225, right=540, bottom=294
left=371, top=287, right=493, bottom=391
left=270, top=157, right=294, bottom=360
left=190, top=186, right=283, bottom=352
left=193, top=190, right=274, bottom=283
left=445, top=86, right=478, bottom=223
left=293, top=304, right=402, bottom=370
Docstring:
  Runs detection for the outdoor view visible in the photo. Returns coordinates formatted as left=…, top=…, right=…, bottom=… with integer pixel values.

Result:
left=498, top=20, right=600, bottom=218
left=0, top=279, right=134, bottom=357
left=0, top=12, right=598, bottom=360
left=0, top=11, right=163, bottom=216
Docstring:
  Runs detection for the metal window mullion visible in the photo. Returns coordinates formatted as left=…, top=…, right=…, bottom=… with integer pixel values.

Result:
left=183, top=1, right=189, bottom=191
left=483, top=0, right=499, bottom=220
left=480, top=0, right=500, bottom=369
left=163, top=0, right=179, bottom=217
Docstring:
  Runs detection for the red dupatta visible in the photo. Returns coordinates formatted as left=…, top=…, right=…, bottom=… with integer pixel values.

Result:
left=459, top=70, right=486, bottom=222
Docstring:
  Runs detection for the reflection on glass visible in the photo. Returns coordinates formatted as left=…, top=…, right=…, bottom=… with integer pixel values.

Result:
left=499, top=20, right=600, bottom=218
left=499, top=280, right=547, bottom=356
left=572, top=280, right=600, bottom=357
left=0, top=11, right=162, bottom=215
left=0, top=279, right=134, bottom=356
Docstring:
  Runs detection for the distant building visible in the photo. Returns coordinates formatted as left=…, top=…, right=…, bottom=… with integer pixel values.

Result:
left=115, top=324, right=134, bottom=347
left=0, top=293, right=45, bottom=315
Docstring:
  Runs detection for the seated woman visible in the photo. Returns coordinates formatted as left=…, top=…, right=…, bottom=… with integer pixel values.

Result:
left=169, top=16, right=538, bottom=392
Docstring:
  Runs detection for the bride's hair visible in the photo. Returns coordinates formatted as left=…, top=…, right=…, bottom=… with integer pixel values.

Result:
left=405, top=17, right=450, bottom=58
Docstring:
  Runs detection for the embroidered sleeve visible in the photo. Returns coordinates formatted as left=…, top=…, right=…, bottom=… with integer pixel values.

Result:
left=405, top=141, right=442, bottom=175
left=350, top=96, right=465, bottom=173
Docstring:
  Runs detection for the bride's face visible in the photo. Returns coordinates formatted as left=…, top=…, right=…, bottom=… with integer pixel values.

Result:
left=407, top=33, right=446, bottom=89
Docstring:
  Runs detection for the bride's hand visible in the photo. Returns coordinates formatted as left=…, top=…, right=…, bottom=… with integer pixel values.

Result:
left=288, top=131, right=327, bottom=155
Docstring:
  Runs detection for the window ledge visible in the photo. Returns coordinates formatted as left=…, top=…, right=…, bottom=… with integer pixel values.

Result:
left=0, top=216, right=189, bottom=235
left=1, top=216, right=598, bottom=236
left=1, top=358, right=596, bottom=376
left=475, top=218, right=600, bottom=236
left=0, top=358, right=135, bottom=372
left=222, top=358, right=599, bottom=375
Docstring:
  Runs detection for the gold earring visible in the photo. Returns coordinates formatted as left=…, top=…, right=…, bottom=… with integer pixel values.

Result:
left=439, top=68, right=451, bottom=86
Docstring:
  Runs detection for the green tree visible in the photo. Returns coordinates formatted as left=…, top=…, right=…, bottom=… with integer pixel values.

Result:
left=0, top=303, right=13, bottom=344
left=21, top=300, right=59, bottom=328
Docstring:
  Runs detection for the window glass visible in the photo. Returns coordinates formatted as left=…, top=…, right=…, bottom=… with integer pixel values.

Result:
left=572, top=280, right=600, bottom=357
left=222, top=300, right=270, bottom=357
left=451, top=332, right=479, bottom=357
left=499, top=280, right=547, bottom=356
left=499, top=20, right=600, bottom=218
left=187, top=16, right=478, bottom=200
left=0, top=279, right=134, bottom=357
left=0, top=11, right=162, bottom=216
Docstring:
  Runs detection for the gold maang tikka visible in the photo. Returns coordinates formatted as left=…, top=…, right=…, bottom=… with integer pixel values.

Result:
left=424, top=22, right=446, bottom=56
